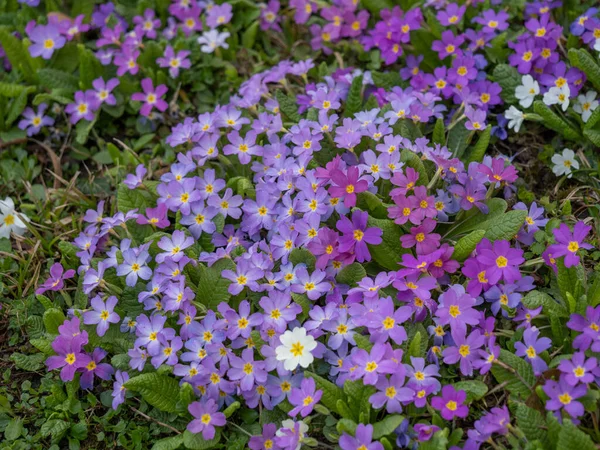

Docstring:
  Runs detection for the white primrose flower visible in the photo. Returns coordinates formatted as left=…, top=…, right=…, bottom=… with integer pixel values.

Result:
left=551, top=148, right=579, bottom=178
left=275, top=326, right=317, bottom=371
left=0, top=197, right=29, bottom=239
left=197, top=29, right=230, bottom=54
left=573, top=91, right=599, bottom=123
left=543, top=85, right=571, bottom=111
left=515, top=74, right=539, bottom=108
left=505, top=106, right=524, bottom=133
left=595, top=38, right=600, bottom=54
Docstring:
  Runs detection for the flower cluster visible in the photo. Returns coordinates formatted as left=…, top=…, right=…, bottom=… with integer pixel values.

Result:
left=32, top=49, right=597, bottom=450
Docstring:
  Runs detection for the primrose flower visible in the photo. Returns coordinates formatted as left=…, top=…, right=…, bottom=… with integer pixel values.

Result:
left=0, top=197, right=29, bottom=239
left=350, top=343, right=397, bottom=385
left=84, top=295, right=120, bottom=337
left=157, top=46, right=191, bottom=78
left=197, top=29, right=230, bottom=53
left=91, top=77, right=119, bottom=106
left=505, top=106, right=524, bottom=132
left=558, top=352, right=597, bottom=386
left=476, top=239, right=524, bottom=284
left=442, top=330, right=486, bottom=376
left=435, top=286, right=480, bottom=339
left=545, top=221, right=592, bottom=268
left=289, top=378, right=322, bottom=417
left=28, top=24, right=65, bottom=59
left=19, top=103, right=54, bottom=136
left=431, top=385, right=469, bottom=420
left=515, top=75, right=540, bottom=108
left=573, top=91, right=598, bottom=122
left=249, top=424, right=279, bottom=450
left=551, top=148, right=579, bottom=178
left=275, top=327, right=317, bottom=371
left=543, top=378, right=587, bottom=419
left=514, top=326, right=551, bottom=375
left=80, top=347, right=114, bottom=390
left=46, top=335, right=91, bottom=381
left=370, top=372, right=414, bottom=414
left=36, top=263, right=75, bottom=294
left=543, top=85, right=571, bottom=111
left=187, top=399, right=226, bottom=440
left=339, top=424, right=383, bottom=450
left=65, top=91, right=99, bottom=124
left=328, top=166, right=369, bottom=208
left=132, top=78, right=168, bottom=117
left=228, top=348, right=267, bottom=391
left=336, top=210, right=382, bottom=262
left=111, top=371, right=129, bottom=410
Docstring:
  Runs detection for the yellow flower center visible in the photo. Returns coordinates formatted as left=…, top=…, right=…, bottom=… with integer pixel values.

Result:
left=290, top=342, right=304, bottom=357
left=496, top=256, right=508, bottom=268
left=449, top=305, right=461, bottom=318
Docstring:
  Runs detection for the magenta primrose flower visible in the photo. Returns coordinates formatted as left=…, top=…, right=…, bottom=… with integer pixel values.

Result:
left=431, top=385, right=469, bottom=420
left=132, top=78, right=168, bottom=117
left=36, top=263, right=75, bottom=294
left=336, top=210, right=382, bottom=262
left=545, top=221, right=593, bottom=268
left=328, top=166, right=369, bottom=207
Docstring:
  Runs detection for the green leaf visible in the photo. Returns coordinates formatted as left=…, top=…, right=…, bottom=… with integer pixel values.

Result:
left=336, top=399, right=355, bottom=420
left=361, top=0, right=393, bottom=13
left=40, top=419, right=70, bottom=440
left=288, top=248, right=316, bottom=271
left=521, top=290, right=568, bottom=318
left=447, top=119, right=472, bottom=158
left=116, top=183, right=156, bottom=214
left=452, top=229, right=485, bottom=262
left=10, top=353, right=45, bottom=371
left=407, top=331, right=422, bottom=358
left=556, top=258, right=582, bottom=307
left=513, top=402, right=548, bottom=446
left=493, top=64, right=521, bottom=104
left=43, top=308, right=66, bottom=334
left=432, top=118, right=445, bottom=145
left=466, top=125, right=491, bottom=163
left=344, top=75, right=363, bottom=118
left=587, top=273, right=600, bottom=307
left=195, top=258, right=235, bottom=311
left=336, top=263, right=366, bottom=287
left=75, top=117, right=97, bottom=145
left=583, top=127, right=600, bottom=147
left=568, top=48, right=600, bottom=92
left=78, top=44, right=104, bottom=89
left=0, top=28, right=38, bottom=84
left=356, top=191, right=389, bottom=219
left=533, top=101, right=581, bottom=141
left=124, top=373, right=181, bottom=413
left=447, top=198, right=507, bottom=238
left=343, top=379, right=375, bottom=423
left=490, top=349, right=535, bottom=399
left=557, top=419, right=596, bottom=450
left=0, top=81, right=35, bottom=98
left=371, top=71, right=403, bottom=90
left=304, top=371, right=344, bottom=415
left=275, top=90, right=300, bottom=122
left=336, top=418, right=358, bottom=436
left=366, top=215, right=409, bottom=271
left=183, top=429, right=221, bottom=450
left=151, top=435, right=185, bottom=450
left=38, top=68, right=79, bottom=91
left=354, top=333, right=374, bottom=351
left=452, top=380, right=488, bottom=403
left=584, top=105, right=600, bottom=129
left=4, top=418, right=23, bottom=441
left=30, top=337, right=53, bottom=354
left=242, top=21, right=259, bottom=48
left=372, top=415, right=404, bottom=439
left=483, top=210, right=527, bottom=242
left=5, top=90, right=28, bottom=127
